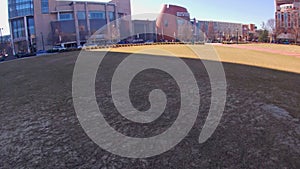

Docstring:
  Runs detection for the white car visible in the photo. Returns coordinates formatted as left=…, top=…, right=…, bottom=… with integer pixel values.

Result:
left=52, top=46, right=66, bottom=51
left=83, top=43, right=98, bottom=49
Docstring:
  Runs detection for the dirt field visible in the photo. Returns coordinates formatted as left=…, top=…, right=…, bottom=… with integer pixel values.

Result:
left=0, top=45, right=300, bottom=168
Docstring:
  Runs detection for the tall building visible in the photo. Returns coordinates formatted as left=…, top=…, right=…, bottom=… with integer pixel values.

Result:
left=275, top=0, right=300, bottom=42
left=8, top=0, right=132, bottom=54
left=8, top=0, right=35, bottom=54
left=156, top=4, right=191, bottom=42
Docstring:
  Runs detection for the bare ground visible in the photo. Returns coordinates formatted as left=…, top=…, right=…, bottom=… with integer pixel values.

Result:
left=0, top=51, right=299, bottom=169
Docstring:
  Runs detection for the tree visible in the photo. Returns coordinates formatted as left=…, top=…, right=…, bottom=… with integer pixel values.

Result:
left=258, top=22, right=269, bottom=43
left=291, top=11, right=300, bottom=44
left=261, top=22, right=267, bottom=31
left=258, top=29, right=269, bottom=43
left=266, top=19, right=276, bottom=42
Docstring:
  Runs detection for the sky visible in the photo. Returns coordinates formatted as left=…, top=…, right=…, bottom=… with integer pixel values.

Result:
left=0, top=0, right=275, bottom=36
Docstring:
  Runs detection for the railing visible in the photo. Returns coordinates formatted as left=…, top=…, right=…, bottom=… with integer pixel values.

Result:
left=83, top=42, right=205, bottom=51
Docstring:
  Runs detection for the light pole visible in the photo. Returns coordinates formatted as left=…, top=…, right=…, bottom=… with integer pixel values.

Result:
left=236, top=28, right=239, bottom=44
left=41, top=32, right=45, bottom=51
left=0, top=28, right=3, bottom=44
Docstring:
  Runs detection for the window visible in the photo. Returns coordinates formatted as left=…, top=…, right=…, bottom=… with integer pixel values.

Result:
left=109, top=12, right=115, bottom=21
left=8, top=0, right=34, bottom=18
left=12, top=19, right=25, bottom=38
left=77, top=12, right=86, bottom=20
left=89, top=11, right=105, bottom=19
left=27, top=17, right=35, bottom=35
left=284, top=13, right=288, bottom=27
left=177, top=19, right=185, bottom=26
left=59, top=13, right=73, bottom=21
left=41, top=0, right=49, bottom=14
left=164, top=20, right=168, bottom=27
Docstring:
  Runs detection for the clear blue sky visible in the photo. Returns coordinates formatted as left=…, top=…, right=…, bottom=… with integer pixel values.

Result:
left=0, top=0, right=275, bottom=36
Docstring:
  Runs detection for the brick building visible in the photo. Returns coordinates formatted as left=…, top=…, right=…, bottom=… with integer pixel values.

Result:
left=132, top=20, right=156, bottom=42
left=275, top=0, right=300, bottom=42
left=156, top=4, right=192, bottom=42
left=8, top=0, right=132, bottom=54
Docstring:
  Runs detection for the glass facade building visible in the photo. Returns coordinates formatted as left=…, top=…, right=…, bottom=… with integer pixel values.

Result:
left=8, top=0, right=35, bottom=54
left=275, top=0, right=300, bottom=42
left=8, top=0, right=34, bottom=18
left=8, top=0, right=131, bottom=54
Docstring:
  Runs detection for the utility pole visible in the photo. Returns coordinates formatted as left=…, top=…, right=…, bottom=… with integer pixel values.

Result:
left=0, top=28, right=3, bottom=44
left=236, top=28, right=239, bottom=44
left=41, top=32, right=45, bottom=51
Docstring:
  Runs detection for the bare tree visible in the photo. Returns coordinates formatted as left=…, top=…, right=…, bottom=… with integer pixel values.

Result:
left=267, top=19, right=275, bottom=34
left=291, top=11, right=300, bottom=44
left=267, top=19, right=276, bottom=42
left=261, top=22, right=267, bottom=30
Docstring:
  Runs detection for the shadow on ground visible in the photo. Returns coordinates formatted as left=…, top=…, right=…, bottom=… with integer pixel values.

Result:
left=0, top=51, right=299, bottom=168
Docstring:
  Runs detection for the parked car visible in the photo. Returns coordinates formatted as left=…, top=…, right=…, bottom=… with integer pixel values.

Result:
left=15, top=52, right=36, bottom=58
left=0, top=50, right=8, bottom=60
left=132, top=39, right=144, bottom=44
left=144, top=40, right=154, bottom=44
left=52, top=45, right=67, bottom=51
left=83, top=43, right=98, bottom=49
left=0, top=54, right=5, bottom=61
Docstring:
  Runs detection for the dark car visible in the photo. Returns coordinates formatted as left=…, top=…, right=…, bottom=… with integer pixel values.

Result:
left=15, top=52, right=36, bottom=58
left=0, top=51, right=8, bottom=61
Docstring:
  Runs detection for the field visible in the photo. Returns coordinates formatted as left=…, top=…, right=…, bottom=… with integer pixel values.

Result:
left=95, top=44, right=300, bottom=73
left=0, top=44, right=299, bottom=168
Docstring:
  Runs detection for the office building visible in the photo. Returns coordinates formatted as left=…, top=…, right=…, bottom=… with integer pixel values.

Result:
left=8, top=0, right=132, bottom=54
left=155, top=4, right=255, bottom=42
left=156, top=4, right=192, bottom=42
left=132, top=20, right=156, bottom=41
left=195, top=20, right=243, bottom=42
left=275, top=0, right=300, bottom=42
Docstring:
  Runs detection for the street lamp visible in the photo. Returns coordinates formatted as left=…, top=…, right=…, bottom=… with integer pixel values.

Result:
left=0, top=28, right=3, bottom=44
left=236, top=28, right=239, bottom=44
left=41, top=32, right=45, bottom=51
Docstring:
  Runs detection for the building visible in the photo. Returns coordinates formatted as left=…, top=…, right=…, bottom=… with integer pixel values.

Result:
left=275, top=0, right=300, bottom=42
left=132, top=20, right=156, bottom=42
left=156, top=4, right=192, bottom=42
left=8, top=0, right=131, bottom=54
left=0, top=35, right=13, bottom=56
left=242, top=24, right=256, bottom=41
left=154, top=4, right=255, bottom=43
left=195, top=20, right=243, bottom=42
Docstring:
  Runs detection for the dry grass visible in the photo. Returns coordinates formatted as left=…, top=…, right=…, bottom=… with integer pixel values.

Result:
left=94, top=44, right=300, bottom=74
left=239, top=43, right=300, bottom=53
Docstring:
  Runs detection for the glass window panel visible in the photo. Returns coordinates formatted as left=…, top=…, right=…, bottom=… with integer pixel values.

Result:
left=59, top=13, right=73, bottom=21
left=77, top=12, right=86, bottom=20
left=89, top=11, right=105, bottom=19
left=41, top=0, right=49, bottom=14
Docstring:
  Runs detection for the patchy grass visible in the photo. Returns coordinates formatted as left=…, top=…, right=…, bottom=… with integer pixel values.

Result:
left=94, top=44, right=300, bottom=74
left=239, top=43, right=300, bottom=53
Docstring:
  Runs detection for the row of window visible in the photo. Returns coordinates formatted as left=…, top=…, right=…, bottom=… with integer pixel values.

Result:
left=59, top=11, right=115, bottom=21
left=12, top=19, right=25, bottom=38
left=9, top=8, right=33, bottom=18
left=11, top=17, right=35, bottom=39
left=8, top=0, right=33, bottom=18
left=277, top=12, right=300, bottom=27
left=41, top=0, right=49, bottom=14
left=8, top=0, right=32, bottom=5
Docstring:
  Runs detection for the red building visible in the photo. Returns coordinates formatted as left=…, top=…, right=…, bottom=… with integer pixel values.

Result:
left=156, top=4, right=191, bottom=42
left=275, top=0, right=300, bottom=42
